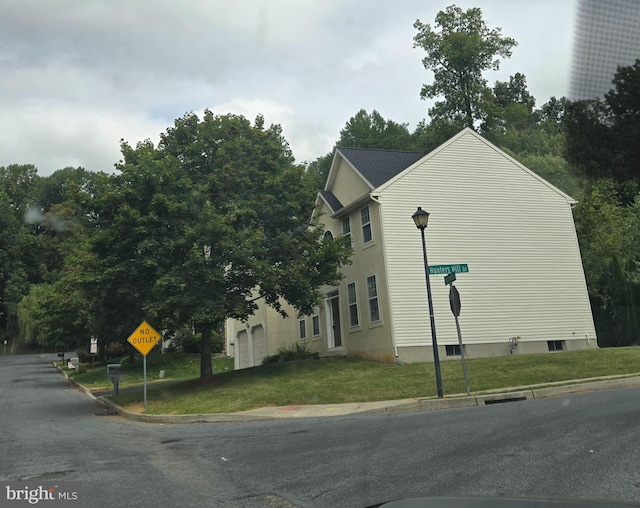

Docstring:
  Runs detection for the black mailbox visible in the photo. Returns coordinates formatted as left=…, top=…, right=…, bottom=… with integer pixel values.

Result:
left=107, top=364, right=121, bottom=395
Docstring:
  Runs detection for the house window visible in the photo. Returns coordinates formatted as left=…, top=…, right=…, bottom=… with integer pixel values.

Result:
left=366, top=275, right=380, bottom=322
left=299, top=319, right=306, bottom=339
left=361, top=206, right=372, bottom=244
left=446, top=344, right=462, bottom=356
left=342, top=217, right=352, bottom=245
left=312, top=314, right=320, bottom=336
left=347, top=282, right=359, bottom=327
left=547, top=340, right=564, bottom=351
left=324, top=230, right=333, bottom=240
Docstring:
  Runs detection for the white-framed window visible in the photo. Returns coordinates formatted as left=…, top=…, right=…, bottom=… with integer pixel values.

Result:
left=342, top=217, right=352, bottom=246
left=312, top=313, right=320, bottom=336
left=299, top=319, right=307, bottom=339
left=324, top=230, right=334, bottom=240
left=360, top=206, right=372, bottom=244
left=347, top=282, right=359, bottom=327
left=366, top=275, right=381, bottom=323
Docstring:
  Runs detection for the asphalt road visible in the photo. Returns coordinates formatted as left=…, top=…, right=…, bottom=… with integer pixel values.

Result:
left=1, top=353, right=640, bottom=508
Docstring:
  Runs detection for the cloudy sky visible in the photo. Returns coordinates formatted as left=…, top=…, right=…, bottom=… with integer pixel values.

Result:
left=0, top=0, right=577, bottom=176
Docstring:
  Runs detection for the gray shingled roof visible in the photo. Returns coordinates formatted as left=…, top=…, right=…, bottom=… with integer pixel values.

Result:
left=318, top=190, right=344, bottom=213
left=337, top=147, right=426, bottom=188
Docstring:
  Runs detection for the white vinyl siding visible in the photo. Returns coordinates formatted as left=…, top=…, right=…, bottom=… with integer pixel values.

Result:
left=378, top=130, right=596, bottom=348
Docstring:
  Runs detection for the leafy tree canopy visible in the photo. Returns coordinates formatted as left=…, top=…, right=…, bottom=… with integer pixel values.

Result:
left=413, top=5, right=517, bottom=128
left=307, top=109, right=415, bottom=190
left=337, top=109, right=413, bottom=150
left=564, top=59, right=640, bottom=190
left=88, top=111, right=351, bottom=378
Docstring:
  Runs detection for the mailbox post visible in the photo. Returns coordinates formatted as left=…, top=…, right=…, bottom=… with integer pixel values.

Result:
left=107, top=364, right=121, bottom=395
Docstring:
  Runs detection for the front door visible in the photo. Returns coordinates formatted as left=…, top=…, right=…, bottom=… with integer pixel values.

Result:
left=329, top=296, right=342, bottom=348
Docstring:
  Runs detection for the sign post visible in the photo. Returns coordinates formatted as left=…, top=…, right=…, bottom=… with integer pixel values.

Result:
left=127, top=320, right=161, bottom=409
left=90, top=337, right=98, bottom=381
left=441, top=264, right=470, bottom=395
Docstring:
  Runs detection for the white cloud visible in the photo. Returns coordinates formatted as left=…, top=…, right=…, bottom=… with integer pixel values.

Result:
left=0, top=0, right=578, bottom=175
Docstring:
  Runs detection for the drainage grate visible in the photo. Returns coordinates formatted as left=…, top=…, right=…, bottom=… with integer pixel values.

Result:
left=484, top=396, right=527, bottom=405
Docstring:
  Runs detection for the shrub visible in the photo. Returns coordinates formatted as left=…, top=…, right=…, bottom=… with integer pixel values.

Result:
left=75, top=349, right=92, bottom=363
left=262, top=342, right=312, bottom=365
left=262, top=354, right=282, bottom=364
left=105, top=342, right=124, bottom=359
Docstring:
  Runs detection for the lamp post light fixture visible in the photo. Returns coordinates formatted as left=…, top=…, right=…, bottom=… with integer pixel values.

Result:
left=412, top=206, right=444, bottom=399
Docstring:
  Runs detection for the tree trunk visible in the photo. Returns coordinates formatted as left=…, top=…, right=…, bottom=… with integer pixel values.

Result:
left=200, top=324, right=213, bottom=380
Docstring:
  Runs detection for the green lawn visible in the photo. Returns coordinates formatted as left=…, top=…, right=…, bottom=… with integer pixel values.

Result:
left=67, top=352, right=233, bottom=390
left=78, top=347, right=640, bottom=415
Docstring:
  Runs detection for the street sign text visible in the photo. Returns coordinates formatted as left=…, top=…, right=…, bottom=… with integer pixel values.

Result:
left=429, top=263, right=469, bottom=275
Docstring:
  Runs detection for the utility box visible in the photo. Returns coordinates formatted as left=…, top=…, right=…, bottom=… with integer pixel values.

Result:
left=107, top=364, right=121, bottom=395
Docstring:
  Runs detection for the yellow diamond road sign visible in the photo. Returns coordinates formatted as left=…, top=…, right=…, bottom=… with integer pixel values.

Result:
left=127, top=320, right=161, bottom=356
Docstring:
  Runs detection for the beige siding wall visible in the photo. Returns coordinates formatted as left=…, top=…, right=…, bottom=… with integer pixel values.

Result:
left=312, top=195, right=395, bottom=361
left=379, top=130, right=596, bottom=355
left=228, top=258, right=332, bottom=369
left=333, top=200, right=395, bottom=362
left=327, top=157, right=371, bottom=206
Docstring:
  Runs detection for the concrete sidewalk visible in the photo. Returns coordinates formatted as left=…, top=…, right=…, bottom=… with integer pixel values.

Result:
left=58, top=366, right=640, bottom=424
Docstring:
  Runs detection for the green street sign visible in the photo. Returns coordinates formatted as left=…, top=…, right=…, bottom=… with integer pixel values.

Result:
left=428, top=263, right=469, bottom=275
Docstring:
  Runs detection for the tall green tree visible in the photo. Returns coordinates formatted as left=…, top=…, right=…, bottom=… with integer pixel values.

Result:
left=413, top=5, right=517, bottom=128
left=0, top=165, right=43, bottom=347
left=573, top=181, right=640, bottom=346
left=93, top=111, right=351, bottom=379
left=338, top=109, right=413, bottom=150
left=307, top=109, right=415, bottom=190
left=483, top=73, right=537, bottom=135
left=84, top=143, right=192, bottom=358
left=9, top=167, right=103, bottom=352
left=564, top=59, right=640, bottom=191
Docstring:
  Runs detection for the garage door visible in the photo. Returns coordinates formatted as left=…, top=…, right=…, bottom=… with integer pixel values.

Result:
left=252, top=325, right=265, bottom=366
left=236, top=330, right=250, bottom=370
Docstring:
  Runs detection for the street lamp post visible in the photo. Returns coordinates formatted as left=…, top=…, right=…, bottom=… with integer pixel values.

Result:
left=412, top=207, right=444, bottom=399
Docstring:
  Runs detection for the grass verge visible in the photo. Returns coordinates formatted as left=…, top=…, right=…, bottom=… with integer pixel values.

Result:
left=67, top=353, right=233, bottom=390
left=93, top=347, right=640, bottom=415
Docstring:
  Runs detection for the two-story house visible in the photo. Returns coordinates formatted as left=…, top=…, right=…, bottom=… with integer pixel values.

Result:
left=228, top=128, right=597, bottom=369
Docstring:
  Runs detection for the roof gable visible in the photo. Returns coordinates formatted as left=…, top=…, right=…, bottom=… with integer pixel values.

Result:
left=318, top=190, right=343, bottom=213
left=374, top=128, right=576, bottom=203
left=334, top=147, right=426, bottom=189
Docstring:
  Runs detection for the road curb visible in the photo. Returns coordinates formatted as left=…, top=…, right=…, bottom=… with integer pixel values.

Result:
left=97, top=396, right=275, bottom=423
left=54, top=361, right=640, bottom=424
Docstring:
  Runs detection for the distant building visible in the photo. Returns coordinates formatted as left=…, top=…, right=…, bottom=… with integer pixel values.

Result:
left=570, top=0, right=640, bottom=100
